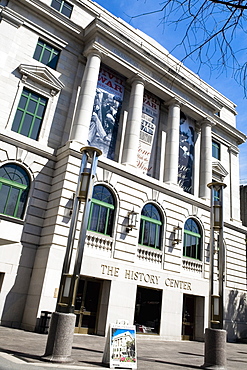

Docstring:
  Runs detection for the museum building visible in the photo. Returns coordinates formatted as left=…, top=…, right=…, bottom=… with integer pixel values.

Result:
left=0, top=0, right=247, bottom=341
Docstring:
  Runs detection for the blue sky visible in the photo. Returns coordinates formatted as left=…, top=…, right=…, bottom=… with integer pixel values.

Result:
left=95, top=0, right=247, bottom=183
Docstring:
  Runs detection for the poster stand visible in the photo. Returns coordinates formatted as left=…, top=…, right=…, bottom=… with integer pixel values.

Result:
left=102, top=320, right=137, bottom=369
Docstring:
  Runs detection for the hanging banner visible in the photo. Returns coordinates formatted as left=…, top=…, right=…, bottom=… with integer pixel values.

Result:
left=102, top=323, right=137, bottom=369
left=137, top=92, right=160, bottom=175
left=178, top=112, right=195, bottom=193
left=88, top=66, right=125, bottom=160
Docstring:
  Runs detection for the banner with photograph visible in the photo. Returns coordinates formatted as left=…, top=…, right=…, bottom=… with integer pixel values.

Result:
left=137, top=92, right=160, bottom=175
left=88, top=66, right=125, bottom=160
left=102, top=323, right=137, bottom=369
left=178, top=112, right=195, bottom=193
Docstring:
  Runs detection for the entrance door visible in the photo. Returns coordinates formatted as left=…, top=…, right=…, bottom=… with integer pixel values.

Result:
left=74, top=279, right=101, bottom=334
left=182, top=294, right=195, bottom=340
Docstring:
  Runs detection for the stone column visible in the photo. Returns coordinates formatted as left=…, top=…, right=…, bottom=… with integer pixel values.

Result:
left=70, top=50, right=101, bottom=143
left=164, top=99, right=181, bottom=185
left=199, top=118, right=213, bottom=199
left=122, top=76, right=145, bottom=167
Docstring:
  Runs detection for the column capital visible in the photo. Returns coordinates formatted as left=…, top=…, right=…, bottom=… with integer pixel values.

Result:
left=164, top=97, right=183, bottom=108
left=200, top=117, right=215, bottom=127
left=228, top=145, right=239, bottom=155
left=127, top=73, right=147, bottom=86
left=83, top=44, right=104, bottom=59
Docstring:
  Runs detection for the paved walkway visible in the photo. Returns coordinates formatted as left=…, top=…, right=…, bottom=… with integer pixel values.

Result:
left=0, top=326, right=247, bottom=369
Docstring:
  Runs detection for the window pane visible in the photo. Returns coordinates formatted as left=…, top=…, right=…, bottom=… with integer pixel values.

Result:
left=19, top=95, right=28, bottom=109
left=42, top=49, right=51, bottom=65
left=16, top=188, right=28, bottom=219
left=51, top=0, right=61, bottom=11
left=97, top=206, right=107, bottom=234
left=20, top=114, right=32, bottom=137
left=33, top=44, right=43, bottom=61
left=212, top=141, right=220, bottom=159
left=12, top=111, right=23, bottom=133
left=30, top=118, right=42, bottom=140
left=48, top=54, right=59, bottom=69
left=28, top=99, right=37, bottom=114
left=89, top=203, right=100, bottom=232
left=62, top=3, right=72, bottom=17
left=0, top=184, right=10, bottom=214
left=5, top=187, right=19, bottom=217
left=106, top=208, right=114, bottom=236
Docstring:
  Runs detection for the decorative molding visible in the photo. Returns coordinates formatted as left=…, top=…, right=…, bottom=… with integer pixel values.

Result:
left=212, top=161, right=228, bottom=181
left=0, top=7, right=24, bottom=28
left=18, top=64, right=64, bottom=95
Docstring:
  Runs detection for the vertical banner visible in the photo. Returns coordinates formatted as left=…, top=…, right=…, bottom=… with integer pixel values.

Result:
left=102, top=323, right=137, bottom=369
left=88, top=66, right=125, bottom=160
left=178, top=112, right=195, bottom=193
left=137, top=92, right=160, bottom=175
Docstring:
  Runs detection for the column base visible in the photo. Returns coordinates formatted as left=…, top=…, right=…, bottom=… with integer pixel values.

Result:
left=201, top=328, right=227, bottom=369
left=42, top=312, right=76, bottom=363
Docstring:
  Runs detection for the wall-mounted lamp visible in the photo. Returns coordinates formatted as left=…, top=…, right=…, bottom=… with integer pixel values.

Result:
left=126, top=209, right=138, bottom=232
left=173, top=224, right=182, bottom=245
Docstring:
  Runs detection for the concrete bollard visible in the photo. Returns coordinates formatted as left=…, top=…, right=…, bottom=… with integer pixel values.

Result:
left=42, top=312, right=76, bottom=363
left=202, top=328, right=227, bottom=369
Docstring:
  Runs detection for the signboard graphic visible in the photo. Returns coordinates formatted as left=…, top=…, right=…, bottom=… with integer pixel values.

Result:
left=137, top=92, right=160, bottom=175
left=102, top=323, right=137, bottom=369
left=88, top=66, right=125, bottom=160
left=178, top=112, right=195, bottom=193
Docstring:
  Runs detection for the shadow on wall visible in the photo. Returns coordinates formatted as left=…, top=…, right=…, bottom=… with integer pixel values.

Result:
left=0, top=158, right=58, bottom=331
left=225, top=289, right=247, bottom=342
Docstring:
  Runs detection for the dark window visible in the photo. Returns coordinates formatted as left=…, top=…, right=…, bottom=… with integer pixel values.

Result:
left=12, top=88, right=47, bottom=140
left=134, top=286, right=162, bottom=334
left=0, top=164, right=30, bottom=219
left=138, top=203, right=162, bottom=249
left=212, top=141, right=220, bottom=160
left=183, top=218, right=202, bottom=260
left=33, top=39, right=60, bottom=69
left=88, top=185, right=115, bottom=236
left=51, top=0, right=73, bottom=18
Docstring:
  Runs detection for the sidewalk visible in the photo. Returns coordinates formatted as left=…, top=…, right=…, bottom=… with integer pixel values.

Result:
left=0, top=326, right=247, bottom=369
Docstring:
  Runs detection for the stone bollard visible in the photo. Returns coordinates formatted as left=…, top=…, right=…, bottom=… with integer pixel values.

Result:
left=202, top=328, right=227, bottom=369
left=42, top=312, right=76, bottom=363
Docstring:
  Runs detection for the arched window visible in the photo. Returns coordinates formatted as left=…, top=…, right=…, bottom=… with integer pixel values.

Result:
left=88, top=185, right=115, bottom=236
left=0, top=163, right=30, bottom=219
left=138, top=203, right=162, bottom=249
left=183, top=218, right=202, bottom=260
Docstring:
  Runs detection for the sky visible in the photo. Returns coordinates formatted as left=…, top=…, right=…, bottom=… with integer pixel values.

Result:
left=94, top=0, right=247, bottom=184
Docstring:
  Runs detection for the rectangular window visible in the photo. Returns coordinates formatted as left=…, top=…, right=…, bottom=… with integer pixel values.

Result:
left=212, top=140, right=220, bottom=160
left=51, top=0, right=73, bottom=18
left=12, top=88, right=48, bottom=140
left=33, top=39, right=60, bottom=70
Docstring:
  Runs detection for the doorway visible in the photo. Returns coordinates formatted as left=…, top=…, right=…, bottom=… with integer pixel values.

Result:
left=182, top=294, right=205, bottom=341
left=74, top=278, right=101, bottom=334
left=182, top=294, right=195, bottom=340
left=134, top=286, right=162, bottom=334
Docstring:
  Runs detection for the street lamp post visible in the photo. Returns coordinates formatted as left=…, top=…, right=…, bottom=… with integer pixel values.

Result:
left=202, top=181, right=227, bottom=369
left=43, top=146, right=102, bottom=363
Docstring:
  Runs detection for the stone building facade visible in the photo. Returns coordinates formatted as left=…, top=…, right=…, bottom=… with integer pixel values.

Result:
left=0, top=0, right=246, bottom=341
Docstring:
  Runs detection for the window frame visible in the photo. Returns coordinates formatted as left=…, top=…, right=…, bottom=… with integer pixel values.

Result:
left=0, top=163, right=30, bottom=220
left=7, top=64, right=64, bottom=145
left=51, top=0, right=73, bottom=18
left=138, top=203, right=163, bottom=250
left=183, top=218, right=202, bottom=261
left=87, top=185, right=115, bottom=237
left=11, top=87, right=48, bottom=140
left=212, top=140, right=220, bottom=160
left=33, top=39, right=60, bottom=70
